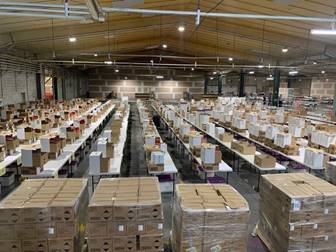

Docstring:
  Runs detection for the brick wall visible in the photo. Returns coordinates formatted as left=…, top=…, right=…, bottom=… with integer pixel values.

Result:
left=87, top=68, right=205, bottom=101
left=311, top=78, right=335, bottom=98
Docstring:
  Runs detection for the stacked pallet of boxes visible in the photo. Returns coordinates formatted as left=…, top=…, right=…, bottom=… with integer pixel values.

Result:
left=88, top=177, right=164, bottom=252
left=0, top=178, right=88, bottom=252
left=258, top=173, right=336, bottom=252
left=172, top=184, right=249, bottom=252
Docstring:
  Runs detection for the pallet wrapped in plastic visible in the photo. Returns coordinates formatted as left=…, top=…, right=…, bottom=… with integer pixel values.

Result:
left=172, top=184, right=249, bottom=252
left=258, top=173, right=336, bottom=252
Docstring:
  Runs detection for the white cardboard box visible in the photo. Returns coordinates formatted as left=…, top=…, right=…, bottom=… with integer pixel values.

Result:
left=201, top=144, right=216, bottom=164
left=89, top=151, right=102, bottom=175
left=151, top=151, right=164, bottom=165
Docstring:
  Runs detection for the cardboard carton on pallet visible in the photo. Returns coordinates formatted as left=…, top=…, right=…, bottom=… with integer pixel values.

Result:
left=172, top=184, right=249, bottom=252
left=88, top=177, right=164, bottom=252
left=0, top=178, right=88, bottom=252
left=257, top=173, right=336, bottom=252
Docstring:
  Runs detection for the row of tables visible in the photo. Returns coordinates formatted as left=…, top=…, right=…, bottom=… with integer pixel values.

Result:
left=89, top=105, right=130, bottom=192
left=152, top=105, right=233, bottom=184
left=137, top=103, right=178, bottom=193
left=40, top=102, right=116, bottom=178
left=0, top=100, right=115, bottom=180
left=160, top=104, right=288, bottom=190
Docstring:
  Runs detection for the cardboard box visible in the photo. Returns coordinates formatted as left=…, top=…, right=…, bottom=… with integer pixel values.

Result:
left=231, top=141, right=256, bottom=155
left=88, top=237, right=113, bottom=252
left=88, top=178, right=163, bottom=251
left=254, top=154, right=276, bottom=168
left=258, top=173, right=336, bottom=252
left=21, top=145, right=48, bottom=168
left=97, top=139, right=114, bottom=158
left=218, top=132, right=233, bottom=143
left=172, top=184, right=249, bottom=252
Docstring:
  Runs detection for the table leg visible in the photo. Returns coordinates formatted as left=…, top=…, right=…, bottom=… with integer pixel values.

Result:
left=227, top=172, right=229, bottom=184
left=257, top=170, right=261, bottom=192
left=91, top=176, right=95, bottom=193
left=172, top=173, right=176, bottom=195
left=205, top=171, right=207, bottom=183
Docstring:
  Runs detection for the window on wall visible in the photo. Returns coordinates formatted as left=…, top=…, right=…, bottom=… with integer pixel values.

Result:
left=44, top=76, right=53, bottom=99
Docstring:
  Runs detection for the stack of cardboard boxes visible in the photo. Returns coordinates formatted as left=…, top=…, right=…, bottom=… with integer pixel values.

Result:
left=188, top=131, right=203, bottom=157
left=0, top=178, right=88, bottom=252
left=21, top=144, right=48, bottom=175
left=0, top=132, right=19, bottom=154
left=200, top=143, right=222, bottom=170
left=88, top=177, right=164, bottom=252
left=258, top=173, right=336, bottom=252
left=172, top=184, right=249, bottom=252
left=40, top=133, right=64, bottom=159
left=254, top=154, right=276, bottom=168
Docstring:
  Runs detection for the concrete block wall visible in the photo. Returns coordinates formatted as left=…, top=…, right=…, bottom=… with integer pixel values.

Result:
left=0, top=70, right=37, bottom=105
left=87, top=68, right=204, bottom=101
left=311, top=78, right=335, bottom=98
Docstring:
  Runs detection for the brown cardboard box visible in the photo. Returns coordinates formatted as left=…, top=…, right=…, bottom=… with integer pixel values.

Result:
left=88, top=177, right=163, bottom=251
left=218, top=132, right=234, bottom=143
left=100, top=157, right=110, bottom=173
left=88, top=222, right=108, bottom=237
left=232, top=141, right=256, bottom=155
left=112, top=236, right=136, bottom=252
left=258, top=173, right=336, bottom=252
left=139, top=234, right=163, bottom=251
left=48, top=238, right=74, bottom=252
left=172, top=184, right=249, bottom=252
left=88, top=237, right=113, bottom=252
left=254, top=154, right=276, bottom=168
left=21, top=239, right=48, bottom=252
left=0, top=240, right=21, bottom=252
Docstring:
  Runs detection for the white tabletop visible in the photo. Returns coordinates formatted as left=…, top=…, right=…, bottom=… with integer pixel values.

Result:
left=0, top=101, right=105, bottom=177
left=138, top=104, right=178, bottom=175
left=89, top=107, right=129, bottom=176
left=41, top=102, right=116, bottom=177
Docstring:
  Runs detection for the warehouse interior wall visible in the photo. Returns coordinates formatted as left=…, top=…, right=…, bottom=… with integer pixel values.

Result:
left=0, top=69, right=37, bottom=106
left=87, top=67, right=204, bottom=100
left=311, top=78, right=336, bottom=98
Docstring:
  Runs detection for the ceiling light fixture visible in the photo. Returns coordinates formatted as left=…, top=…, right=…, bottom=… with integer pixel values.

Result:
left=162, top=44, right=168, bottom=49
left=321, top=70, right=326, bottom=74
left=289, top=70, right=298, bottom=75
left=267, top=77, right=274, bottom=81
left=115, top=69, right=119, bottom=73
left=313, top=61, right=317, bottom=65
left=94, top=53, right=98, bottom=57
left=156, top=75, right=164, bottom=79
left=104, top=60, right=112, bottom=65
left=282, top=48, right=288, bottom=53
left=249, top=71, right=255, bottom=74
left=213, top=71, right=217, bottom=75
left=228, top=57, right=233, bottom=61
left=69, top=37, right=77, bottom=42
left=258, top=65, right=264, bottom=69
left=311, top=29, right=336, bottom=35
left=178, top=25, right=185, bottom=32
left=191, top=67, right=195, bottom=71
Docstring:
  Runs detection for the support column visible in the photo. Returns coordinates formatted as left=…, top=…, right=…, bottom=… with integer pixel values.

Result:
left=272, top=68, right=281, bottom=107
left=218, top=75, right=223, bottom=95
left=239, top=71, right=245, bottom=97
left=333, top=83, right=336, bottom=120
left=204, top=76, right=209, bottom=94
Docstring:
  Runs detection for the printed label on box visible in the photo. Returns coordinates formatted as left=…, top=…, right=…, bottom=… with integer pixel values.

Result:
left=291, top=199, right=301, bottom=211
left=158, top=223, right=163, bottom=230
left=138, top=225, right=144, bottom=232
left=210, top=245, right=222, bottom=252
left=118, top=225, right=124, bottom=232
left=48, top=228, right=55, bottom=235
